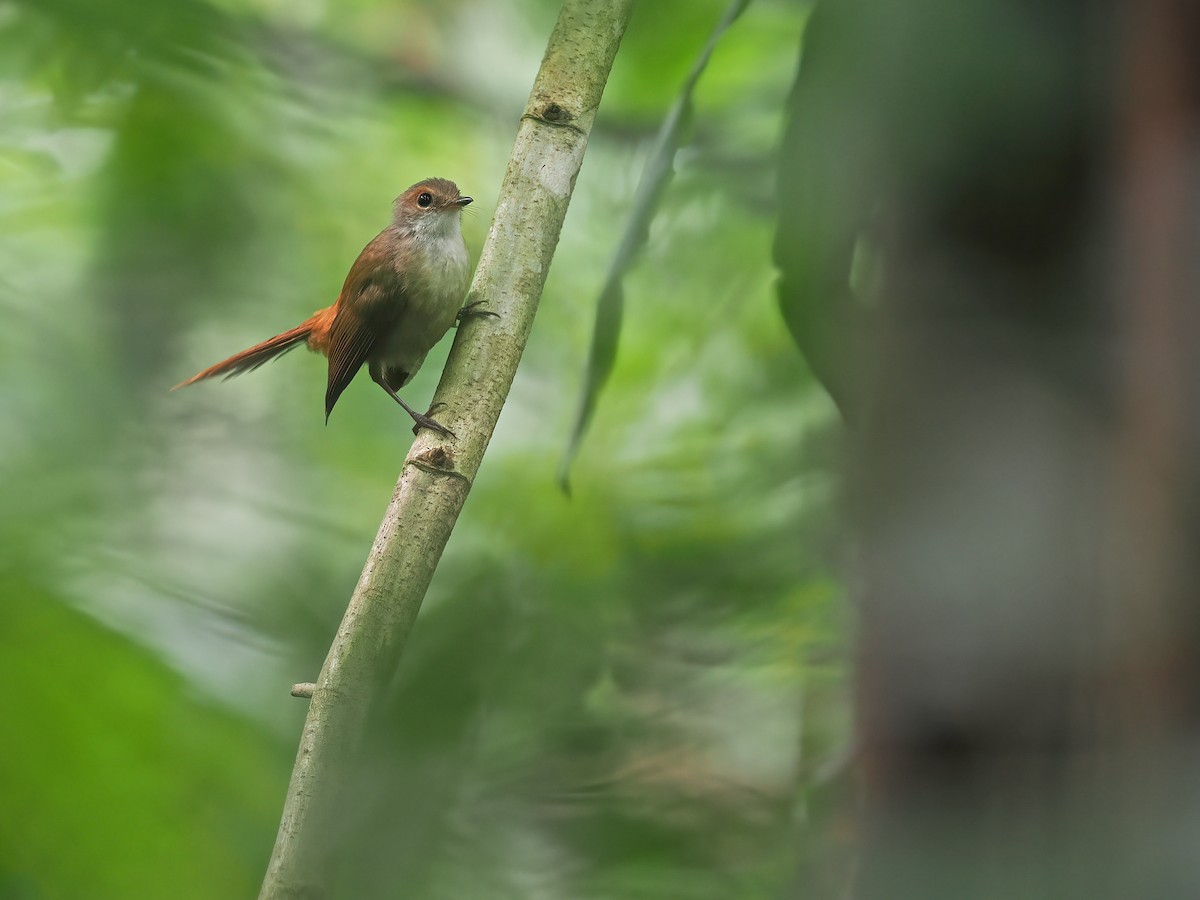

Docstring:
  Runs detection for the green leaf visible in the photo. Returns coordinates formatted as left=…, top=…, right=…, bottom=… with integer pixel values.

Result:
left=558, top=0, right=753, bottom=492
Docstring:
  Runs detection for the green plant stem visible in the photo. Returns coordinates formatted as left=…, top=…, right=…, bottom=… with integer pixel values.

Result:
left=257, top=2, right=634, bottom=897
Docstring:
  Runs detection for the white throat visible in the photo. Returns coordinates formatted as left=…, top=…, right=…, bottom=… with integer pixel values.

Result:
left=404, top=209, right=464, bottom=247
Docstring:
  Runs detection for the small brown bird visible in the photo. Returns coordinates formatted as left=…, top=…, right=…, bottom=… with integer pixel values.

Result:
left=174, top=178, right=481, bottom=436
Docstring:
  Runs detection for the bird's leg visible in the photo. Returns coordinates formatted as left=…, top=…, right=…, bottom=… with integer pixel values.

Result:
left=369, top=365, right=455, bottom=438
left=456, top=300, right=500, bottom=324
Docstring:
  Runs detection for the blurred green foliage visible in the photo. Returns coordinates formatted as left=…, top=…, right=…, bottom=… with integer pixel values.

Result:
left=0, top=0, right=844, bottom=897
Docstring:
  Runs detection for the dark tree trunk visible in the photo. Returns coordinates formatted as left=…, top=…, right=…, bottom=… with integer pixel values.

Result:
left=779, top=1, right=1200, bottom=896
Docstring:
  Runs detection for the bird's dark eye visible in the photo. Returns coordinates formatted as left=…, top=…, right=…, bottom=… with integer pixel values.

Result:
left=417, top=192, right=433, bottom=208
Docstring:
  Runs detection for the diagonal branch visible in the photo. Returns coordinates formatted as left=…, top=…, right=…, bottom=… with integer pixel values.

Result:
left=257, top=2, right=634, bottom=897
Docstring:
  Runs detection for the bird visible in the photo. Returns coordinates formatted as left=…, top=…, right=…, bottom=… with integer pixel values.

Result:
left=173, top=177, right=487, bottom=436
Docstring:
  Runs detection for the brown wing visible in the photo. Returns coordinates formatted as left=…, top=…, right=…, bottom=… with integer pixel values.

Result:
left=324, top=303, right=376, bottom=420
left=323, top=232, right=408, bottom=421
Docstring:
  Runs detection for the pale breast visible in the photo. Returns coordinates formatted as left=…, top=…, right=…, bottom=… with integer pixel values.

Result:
left=377, top=229, right=470, bottom=379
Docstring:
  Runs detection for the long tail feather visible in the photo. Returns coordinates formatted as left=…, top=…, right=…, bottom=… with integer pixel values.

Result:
left=172, top=313, right=323, bottom=390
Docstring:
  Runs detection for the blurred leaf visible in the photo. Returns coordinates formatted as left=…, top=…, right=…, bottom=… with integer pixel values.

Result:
left=0, top=583, right=286, bottom=900
left=558, top=0, right=753, bottom=492
left=771, top=6, right=862, bottom=425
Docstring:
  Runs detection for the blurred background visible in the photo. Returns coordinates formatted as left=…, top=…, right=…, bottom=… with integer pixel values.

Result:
left=6, top=0, right=1199, bottom=897
left=1, top=1, right=838, bottom=897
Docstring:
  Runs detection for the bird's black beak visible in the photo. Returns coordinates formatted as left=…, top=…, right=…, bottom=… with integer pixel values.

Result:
left=456, top=196, right=473, bottom=206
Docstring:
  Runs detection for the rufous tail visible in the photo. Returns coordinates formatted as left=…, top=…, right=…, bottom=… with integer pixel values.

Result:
left=172, top=311, right=327, bottom=390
